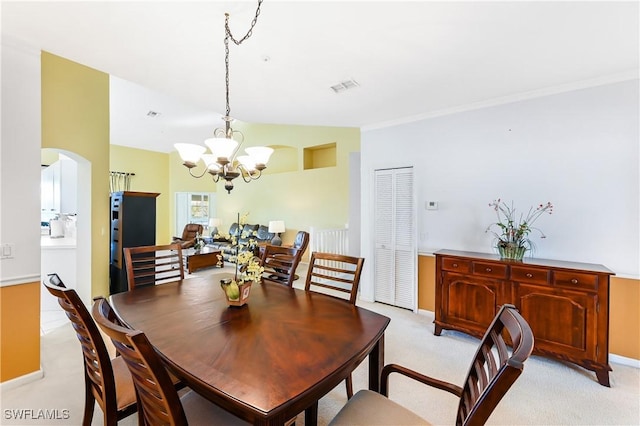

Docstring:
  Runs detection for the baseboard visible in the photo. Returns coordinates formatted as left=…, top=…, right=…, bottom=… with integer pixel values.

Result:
left=416, top=309, right=640, bottom=369
left=610, top=354, right=640, bottom=369
left=0, top=368, right=44, bottom=392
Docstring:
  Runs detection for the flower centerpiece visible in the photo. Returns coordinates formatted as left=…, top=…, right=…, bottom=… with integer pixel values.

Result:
left=220, top=213, right=264, bottom=306
left=486, top=198, right=553, bottom=260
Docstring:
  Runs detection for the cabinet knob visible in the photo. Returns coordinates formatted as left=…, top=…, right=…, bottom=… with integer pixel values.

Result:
left=571, top=278, right=578, bottom=284
left=452, top=263, right=458, bottom=268
left=526, top=273, right=533, bottom=278
left=485, top=267, right=492, bottom=272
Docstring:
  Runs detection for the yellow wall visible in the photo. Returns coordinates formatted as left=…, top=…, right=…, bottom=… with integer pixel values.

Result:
left=41, top=52, right=111, bottom=298
left=110, top=145, right=172, bottom=244
left=418, top=254, right=640, bottom=360
left=112, top=121, right=359, bottom=257
left=609, top=277, right=640, bottom=359
left=0, top=282, right=40, bottom=382
left=418, top=255, right=436, bottom=310
left=210, top=122, right=360, bottom=246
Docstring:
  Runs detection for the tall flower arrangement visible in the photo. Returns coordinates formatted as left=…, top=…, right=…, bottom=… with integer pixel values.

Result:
left=486, top=198, right=553, bottom=259
left=220, top=212, right=264, bottom=304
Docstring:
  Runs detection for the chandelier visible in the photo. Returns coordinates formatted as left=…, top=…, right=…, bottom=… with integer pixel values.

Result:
left=175, top=0, right=272, bottom=194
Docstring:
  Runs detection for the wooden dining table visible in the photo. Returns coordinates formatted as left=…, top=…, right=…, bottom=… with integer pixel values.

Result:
left=109, top=273, right=390, bottom=425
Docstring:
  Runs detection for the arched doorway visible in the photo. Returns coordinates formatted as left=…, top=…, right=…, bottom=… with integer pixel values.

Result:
left=40, top=148, right=91, bottom=332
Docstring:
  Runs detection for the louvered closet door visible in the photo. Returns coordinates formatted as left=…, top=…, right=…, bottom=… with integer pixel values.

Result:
left=374, top=167, right=416, bottom=310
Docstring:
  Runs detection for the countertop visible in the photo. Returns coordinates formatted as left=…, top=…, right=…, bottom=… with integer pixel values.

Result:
left=41, top=235, right=76, bottom=248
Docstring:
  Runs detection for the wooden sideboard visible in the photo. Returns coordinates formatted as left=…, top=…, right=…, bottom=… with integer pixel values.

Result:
left=434, top=249, right=614, bottom=386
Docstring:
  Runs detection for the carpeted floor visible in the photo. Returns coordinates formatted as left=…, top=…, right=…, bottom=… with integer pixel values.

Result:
left=3, top=265, right=639, bottom=425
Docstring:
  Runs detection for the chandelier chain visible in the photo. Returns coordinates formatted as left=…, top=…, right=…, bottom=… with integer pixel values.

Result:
left=225, top=0, right=263, bottom=46
left=223, top=0, right=263, bottom=119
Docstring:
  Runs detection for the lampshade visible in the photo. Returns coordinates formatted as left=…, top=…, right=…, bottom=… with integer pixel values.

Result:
left=268, top=220, right=285, bottom=233
left=245, top=146, right=274, bottom=165
left=175, top=143, right=206, bottom=165
left=208, top=218, right=221, bottom=227
left=204, top=137, right=238, bottom=160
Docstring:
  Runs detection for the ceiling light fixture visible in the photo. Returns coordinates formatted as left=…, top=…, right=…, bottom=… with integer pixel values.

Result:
left=175, top=0, right=272, bottom=194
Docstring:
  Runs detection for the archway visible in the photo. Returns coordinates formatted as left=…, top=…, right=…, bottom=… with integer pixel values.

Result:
left=40, top=148, right=91, bottom=332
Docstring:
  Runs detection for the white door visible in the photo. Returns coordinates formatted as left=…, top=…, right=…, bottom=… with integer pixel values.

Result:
left=373, top=167, right=416, bottom=310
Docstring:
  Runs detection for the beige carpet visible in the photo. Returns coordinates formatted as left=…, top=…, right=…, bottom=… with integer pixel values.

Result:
left=3, top=267, right=639, bottom=425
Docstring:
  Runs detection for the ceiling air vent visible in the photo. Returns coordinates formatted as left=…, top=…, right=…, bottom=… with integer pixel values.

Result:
left=330, top=79, right=359, bottom=94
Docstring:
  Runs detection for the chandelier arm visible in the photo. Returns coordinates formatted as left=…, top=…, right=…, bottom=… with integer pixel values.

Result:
left=228, top=130, right=245, bottom=162
left=238, top=165, right=253, bottom=183
left=188, top=166, right=212, bottom=179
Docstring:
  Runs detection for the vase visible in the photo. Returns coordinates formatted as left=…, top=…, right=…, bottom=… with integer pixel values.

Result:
left=220, top=279, right=252, bottom=307
left=497, top=244, right=527, bottom=261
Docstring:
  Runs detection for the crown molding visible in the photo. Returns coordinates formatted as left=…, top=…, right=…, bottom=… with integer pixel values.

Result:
left=362, top=70, right=640, bottom=132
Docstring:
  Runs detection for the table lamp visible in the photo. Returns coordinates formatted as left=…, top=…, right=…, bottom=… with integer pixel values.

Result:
left=209, top=218, right=221, bottom=237
left=268, top=220, right=285, bottom=246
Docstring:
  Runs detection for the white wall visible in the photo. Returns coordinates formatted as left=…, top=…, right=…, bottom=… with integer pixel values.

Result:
left=359, top=79, right=639, bottom=299
left=1, top=39, right=42, bottom=286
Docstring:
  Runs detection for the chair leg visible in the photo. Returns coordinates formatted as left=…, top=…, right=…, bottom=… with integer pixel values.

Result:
left=82, top=375, right=95, bottom=426
left=345, top=374, right=354, bottom=399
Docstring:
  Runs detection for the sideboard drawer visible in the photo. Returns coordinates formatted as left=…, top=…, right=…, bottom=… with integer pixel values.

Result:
left=441, top=258, right=471, bottom=273
left=472, top=261, right=508, bottom=279
left=553, top=271, right=598, bottom=291
left=510, top=266, right=550, bottom=285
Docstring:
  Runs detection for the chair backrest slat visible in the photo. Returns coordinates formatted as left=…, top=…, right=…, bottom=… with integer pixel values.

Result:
left=304, top=252, right=364, bottom=305
left=124, top=244, right=184, bottom=290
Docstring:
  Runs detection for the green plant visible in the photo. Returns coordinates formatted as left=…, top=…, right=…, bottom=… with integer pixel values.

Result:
left=486, top=198, right=553, bottom=253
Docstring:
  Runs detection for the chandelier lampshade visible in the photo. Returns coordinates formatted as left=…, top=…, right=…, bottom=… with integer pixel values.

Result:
left=204, top=137, right=239, bottom=162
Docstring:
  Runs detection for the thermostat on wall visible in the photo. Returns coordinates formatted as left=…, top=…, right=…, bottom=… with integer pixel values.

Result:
left=426, top=201, right=438, bottom=210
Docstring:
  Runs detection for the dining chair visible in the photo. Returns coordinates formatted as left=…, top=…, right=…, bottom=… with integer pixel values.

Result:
left=92, top=296, right=249, bottom=426
left=259, top=244, right=303, bottom=287
left=292, top=230, right=310, bottom=255
left=172, top=223, right=203, bottom=249
left=290, top=230, right=310, bottom=279
left=123, top=243, right=184, bottom=290
left=304, top=252, right=365, bottom=399
left=42, top=273, right=137, bottom=426
left=329, top=304, right=535, bottom=426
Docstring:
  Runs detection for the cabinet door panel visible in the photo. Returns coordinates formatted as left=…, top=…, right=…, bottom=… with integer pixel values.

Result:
left=516, top=284, right=597, bottom=359
left=442, top=272, right=500, bottom=333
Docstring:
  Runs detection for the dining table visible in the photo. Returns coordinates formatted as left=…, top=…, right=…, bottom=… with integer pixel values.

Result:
left=109, top=272, right=390, bottom=425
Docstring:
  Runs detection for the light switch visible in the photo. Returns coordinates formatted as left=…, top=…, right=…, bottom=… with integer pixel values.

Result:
left=1, top=243, right=15, bottom=259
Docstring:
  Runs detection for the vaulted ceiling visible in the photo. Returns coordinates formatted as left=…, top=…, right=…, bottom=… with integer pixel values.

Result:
left=2, top=1, right=638, bottom=153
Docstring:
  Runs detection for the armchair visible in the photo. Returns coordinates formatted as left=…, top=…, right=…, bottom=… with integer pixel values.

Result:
left=172, top=223, right=203, bottom=249
left=329, top=304, right=535, bottom=426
